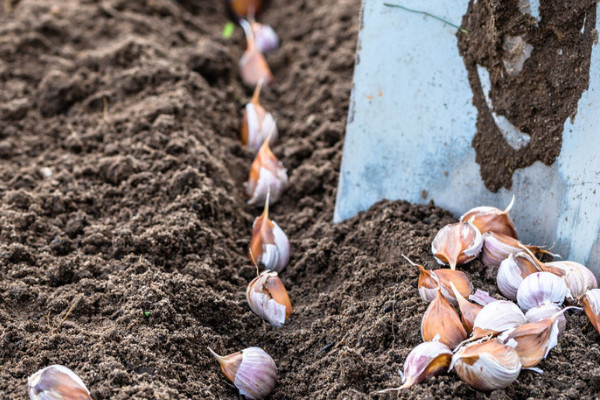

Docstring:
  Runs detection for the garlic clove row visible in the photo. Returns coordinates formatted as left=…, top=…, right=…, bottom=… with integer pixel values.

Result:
left=209, top=346, right=277, bottom=400
left=582, top=289, right=600, bottom=335
left=546, top=261, right=598, bottom=301
left=516, top=271, right=568, bottom=312
left=431, top=222, right=483, bottom=270
left=450, top=282, right=482, bottom=335
left=460, top=196, right=518, bottom=239
left=249, top=196, right=290, bottom=272
left=244, top=140, right=288, bottom=206
left=525, top=303, right=566, bottom=335
left=471, top=300, right=526, bottom=339
left=421, top=288, right=467, bottom=349
left=247, top=270, right=292, bottom=327
left=28, top=365, right=91, bottom=400
left=242, top=82, right=278, bottom=153
left=251, top=21, right=280, bottom=53
left=239, top=19, right=273, bottom=87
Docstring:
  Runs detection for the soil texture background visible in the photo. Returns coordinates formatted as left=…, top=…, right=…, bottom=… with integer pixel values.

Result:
left=1, top=0, right=599, bottom=399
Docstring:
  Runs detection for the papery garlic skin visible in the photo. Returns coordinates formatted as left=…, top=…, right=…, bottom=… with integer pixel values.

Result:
left=417, top=265, right=472, bottom=305
left=431, top=222, right=483, bottom=270
left=516, top=272, right=568, bottom=312
left=400, top=341, right=452, bottom=389
left=245, top=140, right=288, bottom=206
left=582, top=289, right=600, bottom=335
left=28, top=365, right=91, bottom=400
left=252, top=22, right=280, bottom=53
left=247, top=271, right=293, bottom=327
left=525, top=303, right=566, bottom=335
left=497, top=252, right=541, bottom=300
left=472, top=300, right=526, bottom=338
left=469, top=289, right=497, bottom=306
left=460, top=197, right=517, bottom=239
left=451, top=339, right=521, bottom=392
left=546, top=261, right=598, bottom=301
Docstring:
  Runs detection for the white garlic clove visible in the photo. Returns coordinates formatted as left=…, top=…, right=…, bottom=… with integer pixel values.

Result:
left=239, top=20, right=273, bottom=87
left=421, top=288, right=467, bottom=349
left=525, top=303, right=566, bottom=335
left=516, top=271, right=568, bottom=312
left=251, top=21, right=280, bottom=53
left=247, top=270, right=292, bottom=327
left=546, top=261, right=598, bottom=301
left=28, top=365, right=91, bottom=400
left=468, top=289, right=498, bottom=306
left=431, top=222, right=483, bottom=270
left=472, top=300, right=526, bottom=339
left=209, top=346, right=277, bottom=400
left=242, top=82, right=278, bottom=153
left=244, top=140, right=288, bottom=206
left=481, top=232, right=548, bottom=267
left=582, top=289, right=600, bottom=336
left=249, top=196, right=290, bottom=272
left=396, top=341, right=453, bottom=390
left=460, top=196, right=518, bottom=239
left=496, top=252, right=542, bottom=300
left=450, top=339, right=521, bottom=392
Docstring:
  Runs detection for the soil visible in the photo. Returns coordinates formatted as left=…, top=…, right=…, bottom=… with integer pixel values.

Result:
left=1, top=1, right=599, bottom=399
left=457, top=0, right=598, bottom=192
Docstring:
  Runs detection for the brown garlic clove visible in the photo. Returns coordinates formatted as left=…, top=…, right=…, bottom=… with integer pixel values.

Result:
left=244, top=139, right=288, bottom=206
left=421, top=287, right=467, bottom=349
left=239, top=20, right=273, bottom=87
left=249, top=196, right=290, bottom=272
left=582, top=289, right=600, bottom=335
left=228, top=0, right=262, bottom=19
left=247, top=270, right=292, bottom=327
left=431, top=222, right=482, bottom=270
left=460, top=196, right=518, bottom=239
left=450, top=281, right=482, bottom=335
left=28, top=365, right=91, bottom=400
left=241, top=82, right=278, bottom=153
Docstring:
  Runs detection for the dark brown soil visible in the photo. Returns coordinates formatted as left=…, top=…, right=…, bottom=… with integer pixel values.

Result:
left=1, top=0, right=599, bottom=399
left=458, top=0, right=598, bottom=191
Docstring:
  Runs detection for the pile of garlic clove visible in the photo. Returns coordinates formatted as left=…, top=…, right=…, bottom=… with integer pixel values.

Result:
left=382, top=197, right=599, bottom=394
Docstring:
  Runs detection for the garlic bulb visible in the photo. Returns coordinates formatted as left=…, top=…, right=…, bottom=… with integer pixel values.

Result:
left=471, top=300, right=526, bottom=339
left=431, top=222, right=483, bottom=270
left=239, top=19, right=273, bottom=87
left=450, top=339, right=521, bottom=392
left=546, top=261, right=598, bottom=301
left=408, top=255, right=472, bottom=305
left=460, top=197, right=517, bottom=239
left=28, top=365, right=91, bottom=400
left=516, top=272, right=568, bottom=312
left=582, top=289, right=600, bottom=335
left=249, top=196, right=289, bottom=272
left=242, top=82, right=278, bottom=153
left=209, top=347, right=276, bottom=399
left=244, top=140, right=288, bottom=206
left=450, top=282, right=482, bottom=335
left=251, top=21, right=280, bottom=53
left=247, top=270, right=292, bottom=327
left=421, top=287, right=467, bottom=349
left=228, top=0, right=262, bottom=19
left=481, top=232, right=547, bottom=267
left=525, top=303, right=566, bottom=335
left=496, top=252, right=541, bottom=300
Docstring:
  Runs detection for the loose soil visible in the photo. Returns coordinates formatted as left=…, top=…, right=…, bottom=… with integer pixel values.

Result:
left=458, top=0, right=598, bottom=191
left=0, top=1, right=599, bottom=399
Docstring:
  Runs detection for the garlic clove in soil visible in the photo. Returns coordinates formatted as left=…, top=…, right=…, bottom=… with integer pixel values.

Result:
left=242, top=81, right=278, bottom=153
left=450, top=339, right=522, bottom=392
left=582, top=289, right=600, bottom=335
left=249, top=193, right=290, bottom=272
left=421, top=287, right=467, bottom=349
left=471, top=300, right=526, bottom=339
left=228, top=0, right=262, bottom=19
left=392, top=341, right=453, bottom=390
left=497, top=251, right=542, bottom=300
left=525, top=303, right=567, bottom=336
left=407, top=255, right=472, bottom=305
left=450, top=281, right=482, bottom=335
left=481, top=231, right=549, bottom=268
left=28, top=365, right=91, bottom=400
left=208, top=346, right=277, bottom=400
left=431, top=222, right=483, bottom=270
left=247, top=270, right=292, bottom=327
left=516, top=271, right=568, bottom=312
left=239, top=19, right=273, bottom=87
left=545, top=261, right=598, bottom=301
left=244, top=139, right=288, bottom=206
left=251, top=21, right=280, bottom=53
left=460, top=196, right=518, bottom=239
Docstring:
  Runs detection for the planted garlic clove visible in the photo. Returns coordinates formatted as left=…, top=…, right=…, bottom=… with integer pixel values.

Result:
left=481, top=232, right=548, bottom=267
left=209, top=346, right=277, bottom=399
left=525, top=303, right=566, bottom=335
left=471, top=300, right=526, bottom=339
left=582, top=289, right=600, bottom=335
left=228, top=0, right=262, bottom=19
left=249, top=194, right=289, bottom=272
left=28, top=365, right=91, bottom=400
left=546, top=261, right=598, bottom=301
left=450, top=339, right=521, bottom=392
left=421, top=288, right=467, bottom=349
left=460, top=197, right=518, bottom=239
left=397, top=341, right=453, bottom=389
left=244, top=139, right=288, bottom=206
left=239, top=20, right=273, bottom=87
left=407, top=256, right=472, bottom=305
left=516, top=271, right=568, bottom=312
left=247, top=270, right=292, bottom=327
left=251, top=21, right=280, bottom=53
left=450, top=282, right=482, bottom=335
left=242, top=82, right=278, bottom=153
left=497, top=252, right=542, bottom=300
left=431, top=222, right=483, bottom=270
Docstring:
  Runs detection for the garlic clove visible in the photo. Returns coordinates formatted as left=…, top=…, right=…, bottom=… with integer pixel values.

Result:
left=239, top=20, right=273, bottom=87
left=450, top=282, right=482, bottom=335
left=471, top=300, right=526, bottom=339
left=460, top=196, right=518, bottom=239
left=481, top=232, right=548, bottom=268
left=582, top=289, right=600, bottom=335
left=421, top=288, right=467, bottom=349
left=28, top=365, right=91, bottom=400
left=450, top=339, right=521, bottom=392
left=431, top=222, right=483, bottom=270
left=525, top=303, right=566, bottom=335
left=407, top=255, right=472, bottom=305
left=497, top=252, right=542, bottom=300
left=209, top=346, right=277, bottom=399
left=247, top=270, right=292, bottom=327
left=394, top=341, right=453, bottom=390
left=242, top=82, right=278, bottom=153
left=249, top=196, right=290, bottom=272
left=244, top=139, right=288, bottom=206
left=228, top=0, right=262, bottom=19
left=516, top=271, right=568, bottom=312
left=546, top=261, right=598, bottom=301
left=251, top=21, right=280, bottom=53
left=469, top=289, right=498, bottom=306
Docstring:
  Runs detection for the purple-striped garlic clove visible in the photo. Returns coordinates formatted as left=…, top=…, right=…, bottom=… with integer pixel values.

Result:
left=28, top=365, right=91, bottom=400
left=239, top=19, right=273, bottom=87
left=525, top=303, right=567, bottom=336
left=516, top=272, right=568, bottom=312
left=496, top=252, right=542, bottom=300
left=481, top=232, right=548, bottom=267
left=251, top=21, right=280, bottom=53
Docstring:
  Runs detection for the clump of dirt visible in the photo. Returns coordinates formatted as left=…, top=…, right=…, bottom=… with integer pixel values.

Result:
left=458, top=0, right=598, bottom=191
left=1, top=0, right=599, bottom=399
